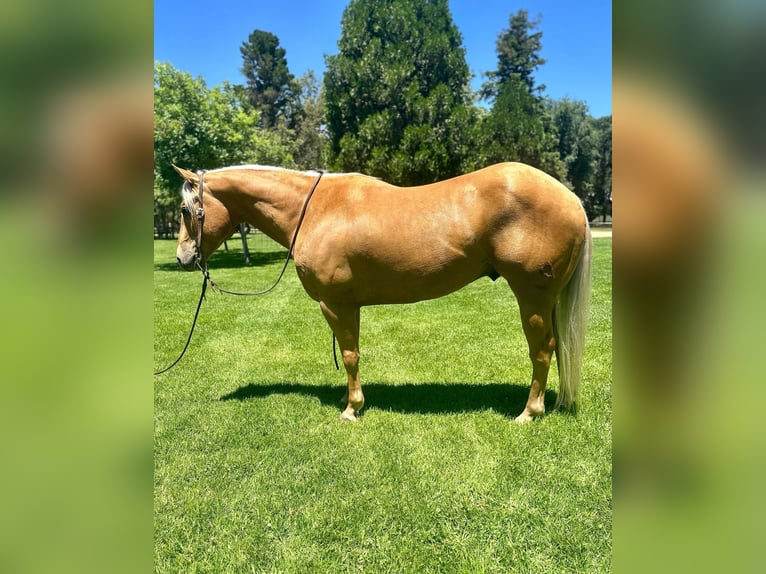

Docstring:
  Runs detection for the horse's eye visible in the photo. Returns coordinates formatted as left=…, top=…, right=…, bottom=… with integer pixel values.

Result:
left=180, top=205, right=190, bottom=214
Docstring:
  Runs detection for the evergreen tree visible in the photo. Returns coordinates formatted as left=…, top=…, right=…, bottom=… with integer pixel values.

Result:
left=479, top=78, right=563, bottom=177
left=479, top=10, right=562, bottom=177
left=240, top=30, right=296, bottom=129
left=482, top=9, right=546, bottom=101
left=324, top=0, right=477, bottom=185
left=548, top=98, right=596, bottom=202
left=589, top=115, right=612, bottom=221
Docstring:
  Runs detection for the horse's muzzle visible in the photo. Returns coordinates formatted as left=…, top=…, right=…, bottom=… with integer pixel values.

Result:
left=176, top=245, right=198, bottom=271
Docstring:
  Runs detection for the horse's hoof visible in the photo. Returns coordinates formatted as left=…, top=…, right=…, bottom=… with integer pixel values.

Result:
left=339, top=409, right=358, bottom=422
left=514, top=411, right=540, bottom=423
left=515, top=403, right=545, bottom=423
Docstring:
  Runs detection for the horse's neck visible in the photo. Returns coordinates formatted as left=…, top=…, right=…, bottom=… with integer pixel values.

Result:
left=216, top=169, right=312, bottom=249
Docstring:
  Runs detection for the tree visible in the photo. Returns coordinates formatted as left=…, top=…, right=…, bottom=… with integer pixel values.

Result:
left=477, top=10, right=562, bottom=177
left=153, top=62, right=292, bottom=232
left=478, top=78, right=563, bottom=177
left=589, top=115, right=612, bottom=221
left=281, top=71, right=329, bottom=170
left=481, top=9, right=546, bottom=101
left=547, top=98, right=596, bottom=206
left=240, top=30, right=296, bottom=129
left=324, top=0, right=477, bottom=185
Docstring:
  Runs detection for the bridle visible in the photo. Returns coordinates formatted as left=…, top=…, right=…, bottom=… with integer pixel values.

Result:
left=192, top=170, right=206, bottom=270
left=154, top=169, right=325, bottom=375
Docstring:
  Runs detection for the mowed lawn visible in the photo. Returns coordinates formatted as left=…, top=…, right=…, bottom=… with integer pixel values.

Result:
left=154, top=234, right=612, bottom=573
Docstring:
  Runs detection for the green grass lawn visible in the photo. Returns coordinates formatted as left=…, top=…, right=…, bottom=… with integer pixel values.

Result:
left=154, top=234, right=612, bottom=573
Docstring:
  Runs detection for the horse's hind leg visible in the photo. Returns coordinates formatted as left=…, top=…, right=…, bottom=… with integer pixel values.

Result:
left=319, top=301, right=364, bottom=421
left=514, top=296, right=556, bottom=423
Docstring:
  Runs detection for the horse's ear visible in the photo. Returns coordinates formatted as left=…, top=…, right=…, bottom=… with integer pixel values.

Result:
left=173, top=164, right=198, bottom=182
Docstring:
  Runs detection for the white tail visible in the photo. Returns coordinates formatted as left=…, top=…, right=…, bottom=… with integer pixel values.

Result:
left=552, top=225, right=593, bottom=410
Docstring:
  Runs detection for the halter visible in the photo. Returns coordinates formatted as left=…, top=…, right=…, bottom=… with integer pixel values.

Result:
left=154, top=169, right=325, bottom=375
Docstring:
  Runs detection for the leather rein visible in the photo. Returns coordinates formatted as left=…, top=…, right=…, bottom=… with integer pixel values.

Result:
left=154, top=170, right=324, bottom=375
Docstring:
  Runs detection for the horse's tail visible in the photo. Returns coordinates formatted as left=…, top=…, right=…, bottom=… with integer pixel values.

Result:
left=553, top=224, right=593, bottom=410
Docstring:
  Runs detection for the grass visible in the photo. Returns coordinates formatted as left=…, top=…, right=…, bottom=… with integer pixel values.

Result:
left=154, top=233, right=612, bottom=573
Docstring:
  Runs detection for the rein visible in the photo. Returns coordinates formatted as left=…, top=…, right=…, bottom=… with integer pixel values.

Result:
left=154, top=170, right=324, bottom=375
left=153, top=273, right=208, bottom=375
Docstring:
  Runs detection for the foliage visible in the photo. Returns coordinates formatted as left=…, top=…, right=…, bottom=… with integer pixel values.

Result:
left=476, top=9, right=610, bottom=219
left=239, top=30, right=327, bottom=170
left=277, top=71, right=330, bottom=170
left=324, top=0, right=477, bottom=185
left=548, top=98, right=596, bottom=203
left=588, top=115, right=612, bottom=221
left=153, top=62, right=292, bottom=226
left=153, top=234, right=612, bottom=572
left=479, top=78, right=564, bottom=178
left=240, top=30, right=296, bottom=129
left=543, top=101, right=612, bottom=220
left=477, top=10, right=563, bottom=179
left=482, top=9, right=546, bottom=101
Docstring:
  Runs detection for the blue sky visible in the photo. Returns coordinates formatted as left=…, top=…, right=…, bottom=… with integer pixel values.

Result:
left=155, top=0, right=611, bottom=118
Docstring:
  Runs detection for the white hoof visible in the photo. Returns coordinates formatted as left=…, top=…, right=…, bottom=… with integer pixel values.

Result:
left=339, top=408, right=358, bottom=422
left=515, top=410, right=542, bottom=423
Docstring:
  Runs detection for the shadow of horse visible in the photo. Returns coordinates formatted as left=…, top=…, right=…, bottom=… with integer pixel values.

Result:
left=219, top=381, right=560, bottom=418
left=154, top=249, right=288, bottom=272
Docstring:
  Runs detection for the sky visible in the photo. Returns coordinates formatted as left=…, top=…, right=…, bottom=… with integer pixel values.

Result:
left=154, top=0, right=611, bottom=118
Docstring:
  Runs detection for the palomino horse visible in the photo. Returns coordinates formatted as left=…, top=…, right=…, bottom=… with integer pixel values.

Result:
left=173, top=163, right=592, bottom=422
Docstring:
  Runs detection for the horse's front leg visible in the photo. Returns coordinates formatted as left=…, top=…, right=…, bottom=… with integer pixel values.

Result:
left=319, top=301, right=363, bottom=421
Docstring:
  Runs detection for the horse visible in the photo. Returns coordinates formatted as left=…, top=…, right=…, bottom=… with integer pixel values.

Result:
left=172, top=162, right=592, bottom=422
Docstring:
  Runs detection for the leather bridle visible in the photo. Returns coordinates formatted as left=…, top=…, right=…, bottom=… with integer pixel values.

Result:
left=193, top=170, right=206, bottom=270
left=176, top=169, right=207, bottom=271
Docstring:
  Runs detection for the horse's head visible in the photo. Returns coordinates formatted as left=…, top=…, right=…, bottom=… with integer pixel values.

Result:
left=173, top=166, right=235, bottom=270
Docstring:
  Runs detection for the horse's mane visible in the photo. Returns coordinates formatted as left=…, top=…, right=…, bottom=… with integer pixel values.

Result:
left=209, top=164, right=365, bottom=178
left=209, top=164, right=293, bottom=174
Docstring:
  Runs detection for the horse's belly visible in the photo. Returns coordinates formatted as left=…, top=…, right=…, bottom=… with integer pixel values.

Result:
left=297, top=219, right=492, bottom=305
left=348, top=253, right=488, bottom=305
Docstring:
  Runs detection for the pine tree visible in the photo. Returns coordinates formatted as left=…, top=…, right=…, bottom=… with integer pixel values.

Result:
left=482, top=9, right=546, bottom=101
left=240, top=30, right=296, bottom=129
left=324, top=0, right=477, bottom=185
